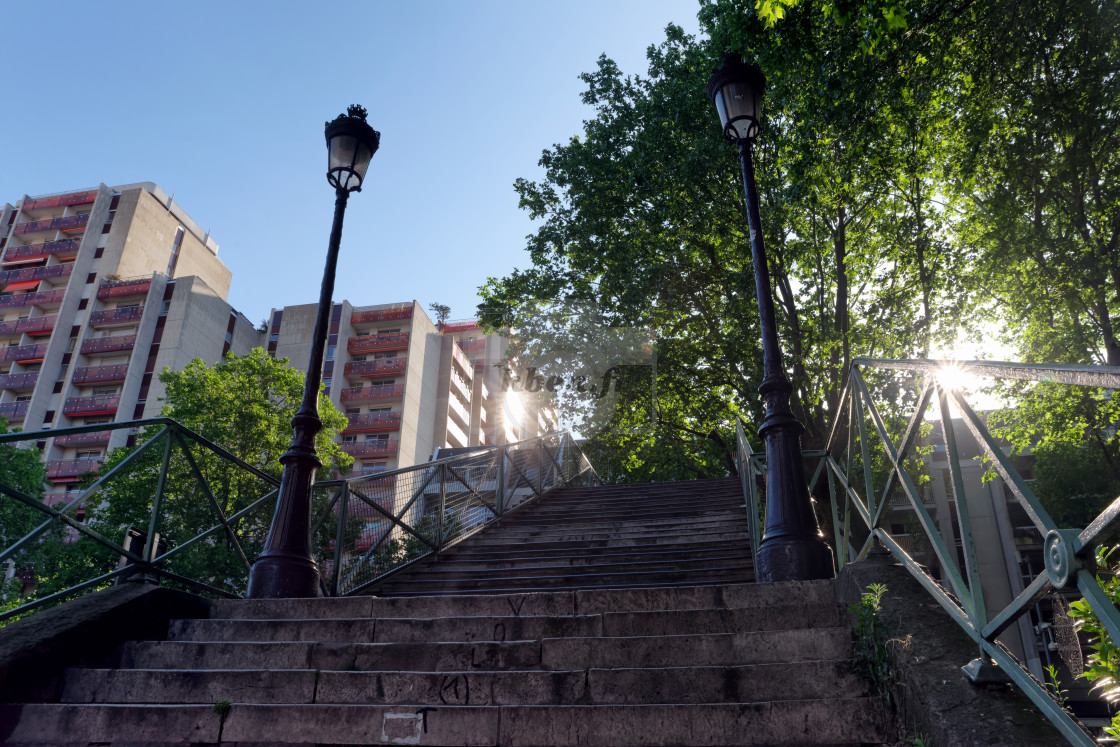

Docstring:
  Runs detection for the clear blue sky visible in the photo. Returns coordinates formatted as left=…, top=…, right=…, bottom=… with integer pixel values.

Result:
left=0, top=1, right=704, bottom=326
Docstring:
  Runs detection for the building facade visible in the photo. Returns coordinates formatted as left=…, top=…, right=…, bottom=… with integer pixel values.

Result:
left=265, top=304, right=552, bottom=478
left=0, top=183, right=260, bottom=507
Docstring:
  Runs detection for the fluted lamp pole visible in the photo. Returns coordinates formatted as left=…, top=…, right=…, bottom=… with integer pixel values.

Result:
left=248, top=105, right=380, bottom=598
left=707, top=55, right=834, bottom=582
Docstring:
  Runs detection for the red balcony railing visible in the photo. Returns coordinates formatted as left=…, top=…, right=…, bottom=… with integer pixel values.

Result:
left=0, top=401, right=29, bottom=420
left=21, top=190, right=97, bottom=212
left=14, top=214, right=90, bottom=235
left=97, top=278, right=152, bottom=300
left=339, top=383, right=406, bottom=403
left=3, top=343, right=48, bottom=362
left=343, top=411, right=402, bottom=433
left=63, top=393, right=121, bottom=417
left=457, top=338, right=486, bottom=355
left=0, top=316, right=55, bottom=337
left=0, top=239, right=81, bottom=264
left=0, top=372, right=38, bottom=391
left=0, top=288, right=66, bottom=309
left=80, top=334, right=136, bottom=355
left=351, top=306, right=412, bottom=325
left=72, top=364, right=129, bottom=385
left=340, top=440, right=400, bottom=458
left=347, top=332, right=409, bottom=354
left=441, top=320, right=481, bottom=334
left=0, top=263, right=72, bottom=286
left=343, top=358, right=408, bottom=378
left=53, top=431, right=111, bottom=448
left=46, top=457, right=102, bottom=481
left=89, top=306, right=144, bottom=327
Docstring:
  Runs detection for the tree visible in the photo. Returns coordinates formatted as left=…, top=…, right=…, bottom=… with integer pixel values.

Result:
left=0, top=416, right=47, bottom=615
left=429, top=303, right=451, bottom=328
left=15, top=349, right=352, bottom=602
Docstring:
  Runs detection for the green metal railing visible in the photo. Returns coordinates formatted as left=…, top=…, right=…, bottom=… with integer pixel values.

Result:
left=1, top=420, right=596, bottom=622
left=309, top=431, right=599, bottom=596
left=736, top=359, right=1120, bottom=744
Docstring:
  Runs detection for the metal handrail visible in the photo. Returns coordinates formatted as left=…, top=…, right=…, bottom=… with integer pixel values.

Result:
left=775, top=358, right=1118, bottom=745
left=1, top=420, right=598, bottom=622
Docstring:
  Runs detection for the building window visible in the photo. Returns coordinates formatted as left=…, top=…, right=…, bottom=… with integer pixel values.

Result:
left=166, top=227, right=184, bottom=276
left=326, top=345, right=335, bottom=361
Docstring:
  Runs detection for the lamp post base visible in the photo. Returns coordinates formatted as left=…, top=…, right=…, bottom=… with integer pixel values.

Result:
left=246, top=552, right=320, bottom=599
left=756, top=535, right=834, bottom=583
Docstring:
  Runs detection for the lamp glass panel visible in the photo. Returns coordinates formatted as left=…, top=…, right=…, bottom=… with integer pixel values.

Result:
left=351, top=142, right=373, bottom=181
left=329, top=134, right=358, bottom=172
left=720, top=81, right=761, bottom=122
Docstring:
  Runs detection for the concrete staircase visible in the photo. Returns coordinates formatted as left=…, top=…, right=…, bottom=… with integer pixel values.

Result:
left=0, top=478, right=895, bottom=745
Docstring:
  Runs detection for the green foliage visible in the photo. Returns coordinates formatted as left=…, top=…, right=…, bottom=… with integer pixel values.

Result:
left=1068, top=545, right=1120, bottom=739
left=1044, top=663, right=1068, bottom=707
left=850, top=583, right=891, bottom=697
left=480, top=0, right=1119, bottom=479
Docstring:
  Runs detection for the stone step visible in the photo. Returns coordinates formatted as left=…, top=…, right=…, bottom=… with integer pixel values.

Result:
left=500, top=499, right=743, bottom=520
left=0, top=699, right=892, bottom=745
left=375, top=565, right=752, bottom=591
left=497, top=508, right=746, bottom=528
left=208, top=581, right=836, bottom=620
left=457, top=529, right=751, bottom=549
left=169, top=614, right=602, bottom=643
left=61, top=661, right=867, bottom=706
left=406, top=554, right=752, bottom=580
left=441, top=538, right=747, bottom=560
left=171, top=604, right=841, bottom=645
left=119, top=628, right=851, bottom=671
left=484, top=515, right=744, bottom=537
left=375, top=577, right=753, bottom=597
left=432, top=545, right=749, bottom=568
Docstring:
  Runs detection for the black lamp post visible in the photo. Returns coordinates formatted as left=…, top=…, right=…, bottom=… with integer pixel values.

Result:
left=708, top=55, right=834, bottom=583
left=247, top=105, right=380, bottom=598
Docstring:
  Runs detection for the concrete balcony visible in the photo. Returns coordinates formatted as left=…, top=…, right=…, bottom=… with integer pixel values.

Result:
left=0, top=239, right=81, bottom=264
left=449, top=395, right=470, bottom=428
left=89, top=306, right=144, bottom=327
left=0, top=401, right=29, bottom=420
left=0, top=288, right=66, bottom=309
left=343, top=411, right=402, bottom=434
left=343, top=358, right=407, bottom=379
left=0, top=316, right=54, bottom=338
left=72, top=364, right=129, bottom=385
left=21, top=190, right=97, bottom=212
left=450, top=371, right=471, bottom=401
left=3, top=343, right=48, bottom=363
left=14, top=214, right=89, bottom=236
left=63, top=393, right=121, bottom=417
left=0, top=263, right=72, bottom=287
left=446, top=416, right=468, bottom=448
left=451, top=343, right=474, bottom=380
left=0, top=371, right=38, bottom=391
left=53, top=431, right=111, bottom=448
left=80, top=334, right=136, bottom=356
left=339, top=383, right=405, bottom=403
left=347, top=332, right=409, bottom=355
left=350, top=306, right=412, bottom=326
left=97, top=278, right=152, bottom=300
left=340, top=440, right=400, bottom=459
left=46, top=457, right=102, bottom=482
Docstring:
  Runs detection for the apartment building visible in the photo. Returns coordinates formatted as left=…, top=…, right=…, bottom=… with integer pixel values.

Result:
left=265, top=304, right=551, bottom=478
left=0, top=183, right=260, bottom=506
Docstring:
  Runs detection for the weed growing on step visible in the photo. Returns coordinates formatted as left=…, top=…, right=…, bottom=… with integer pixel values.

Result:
left=1043, top=664, right=1068, bottom=707
left=213, top=700, right=232, bottom=720
left=850, top=583, right=891, bottom=699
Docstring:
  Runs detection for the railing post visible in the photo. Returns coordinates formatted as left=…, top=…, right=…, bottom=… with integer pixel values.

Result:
left=437, top=463, right=447, bottom=554
left=330, top=482, right=349, bottom=596
left=143, top=429, right=175, bottom=576
left=496, top=448, right=507, bottom=518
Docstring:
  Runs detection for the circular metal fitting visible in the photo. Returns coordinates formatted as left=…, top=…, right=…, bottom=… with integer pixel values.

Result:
left=1045, top=529, right=1076, bottom=588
